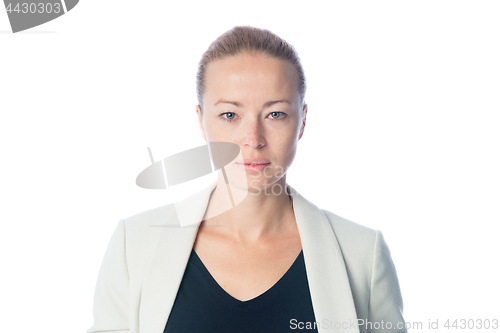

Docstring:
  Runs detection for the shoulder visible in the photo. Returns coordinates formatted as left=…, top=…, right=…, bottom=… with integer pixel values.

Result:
left=122, top=202, right=177, bottom=229
left=320, top=209, right=385, bottom=274
left=118, top=203, right=178, bottom=256
left=321, top=209, right=378, bottom=247
left=110, top=203, right=181, bottom=276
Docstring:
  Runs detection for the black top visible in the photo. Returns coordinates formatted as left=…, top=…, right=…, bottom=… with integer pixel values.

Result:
left=163, top=249, right=318, bottom=333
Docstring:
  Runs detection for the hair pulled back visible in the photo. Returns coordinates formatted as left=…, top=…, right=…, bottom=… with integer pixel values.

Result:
left=196, top=26, right=306, bottom=112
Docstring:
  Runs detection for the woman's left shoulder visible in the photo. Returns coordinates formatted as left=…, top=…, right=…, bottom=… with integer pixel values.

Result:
left=320, top=209, right=391, bottom=258
left=321, top=209, right=378, bottom=240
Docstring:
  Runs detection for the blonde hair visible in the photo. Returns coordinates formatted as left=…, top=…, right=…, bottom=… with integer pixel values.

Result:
left=196, top=25, right=307, bottom=113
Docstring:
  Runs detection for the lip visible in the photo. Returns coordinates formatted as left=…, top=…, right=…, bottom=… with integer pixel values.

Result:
left=235, top=158, right=271, bottom=173
left=236, top=163, right=271, bottom=173
left=235, top=157, right=271, bottom=165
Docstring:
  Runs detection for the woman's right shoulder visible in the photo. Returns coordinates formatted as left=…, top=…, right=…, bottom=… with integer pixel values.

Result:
left=109, top=203, right=181, bottom=273
left=123, top=202, right=178, bottom=228
left=117, top=202, right=185, bottom=241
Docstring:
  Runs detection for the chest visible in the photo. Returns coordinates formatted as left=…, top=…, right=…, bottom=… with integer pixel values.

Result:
left=192, top=223, right=303, bottom=302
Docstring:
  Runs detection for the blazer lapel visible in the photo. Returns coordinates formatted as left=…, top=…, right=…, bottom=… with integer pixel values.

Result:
left=288, top=184, right=360, bottom=333
left=140, top=181, right=359, bottom=333
left=139, top=181, right=216, bottom=333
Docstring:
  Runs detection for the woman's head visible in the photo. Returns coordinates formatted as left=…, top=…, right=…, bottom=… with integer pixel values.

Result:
left=196, top=26, right=307, bottom=113
left=196, top=26, right=307, bottom=193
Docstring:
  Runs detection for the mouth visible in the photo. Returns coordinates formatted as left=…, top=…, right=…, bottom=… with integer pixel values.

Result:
left=236, top=163, right=271, bottom=166
left=235, top=158, right=271, bottom=165
left=235, top=159, right=271, bottom=173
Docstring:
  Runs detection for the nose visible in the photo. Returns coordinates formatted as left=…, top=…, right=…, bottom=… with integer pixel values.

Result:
left=241, top=117, right=266, bottom=149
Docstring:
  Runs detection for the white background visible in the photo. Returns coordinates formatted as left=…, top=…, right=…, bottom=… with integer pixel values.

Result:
left=1, top=1, right=499, bottom=332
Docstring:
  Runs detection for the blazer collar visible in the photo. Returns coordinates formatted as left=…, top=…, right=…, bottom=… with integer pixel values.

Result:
left=140, top=181, right=360, bottom=333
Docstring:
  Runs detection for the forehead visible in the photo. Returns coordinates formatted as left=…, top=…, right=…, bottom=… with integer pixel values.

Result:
left=204, top=52, right=299, bottom=105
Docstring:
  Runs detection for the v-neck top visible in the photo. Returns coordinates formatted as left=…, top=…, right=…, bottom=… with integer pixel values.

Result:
left=163, top=249, right=318, bottom=332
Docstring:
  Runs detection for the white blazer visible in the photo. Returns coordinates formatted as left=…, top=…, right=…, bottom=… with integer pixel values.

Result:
left=87, top=181, right=406, bottom=333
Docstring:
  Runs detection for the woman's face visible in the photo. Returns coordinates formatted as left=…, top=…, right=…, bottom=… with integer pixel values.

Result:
left=197, top=52, right=307, bottom=193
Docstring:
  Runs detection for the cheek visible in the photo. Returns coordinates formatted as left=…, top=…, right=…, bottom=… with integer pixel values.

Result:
left=203, top=119, right=225, bottom=140
left=275, top=133, right=298, bottom=159
left=279, top=126, right=299, bottom=145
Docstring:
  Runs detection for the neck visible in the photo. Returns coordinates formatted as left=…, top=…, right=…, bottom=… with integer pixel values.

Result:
left=203, top=176, right=294, bottom=244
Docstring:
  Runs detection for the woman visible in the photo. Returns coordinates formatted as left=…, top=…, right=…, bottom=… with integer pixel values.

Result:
left=87, top=26, right=406, bottom=333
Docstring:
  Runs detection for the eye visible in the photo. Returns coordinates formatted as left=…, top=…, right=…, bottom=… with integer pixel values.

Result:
left=219, top=112, right=237, bottom=122
left=268, top=111, right=287, bottom=120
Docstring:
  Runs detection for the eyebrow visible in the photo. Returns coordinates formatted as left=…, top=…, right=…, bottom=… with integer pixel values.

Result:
left=213, top=99, right=291, bottom=108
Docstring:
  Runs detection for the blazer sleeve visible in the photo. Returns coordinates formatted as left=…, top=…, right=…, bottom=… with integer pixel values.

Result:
left=368, top=230, right=407, bottom=333
left=86, top=219, right=129, bottom=333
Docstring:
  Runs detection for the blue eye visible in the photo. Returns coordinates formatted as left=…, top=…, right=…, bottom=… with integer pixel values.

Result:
left=220, top=112, right=237, bottom=122
left=269, top=112, right=284, bottom=119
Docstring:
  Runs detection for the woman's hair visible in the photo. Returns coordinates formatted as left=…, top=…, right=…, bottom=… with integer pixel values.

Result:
left=196, top=25, right=307, bottom=113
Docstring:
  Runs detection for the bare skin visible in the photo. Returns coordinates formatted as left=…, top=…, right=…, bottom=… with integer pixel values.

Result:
left=193, top=51, right=307, bottom=302
left=193, top=198, right=302, bottom=302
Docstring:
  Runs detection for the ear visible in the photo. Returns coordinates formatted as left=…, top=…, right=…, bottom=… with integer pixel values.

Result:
left=298, top=103, right=307, bottom=140
left=196, top=105, right=207, bottom=142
